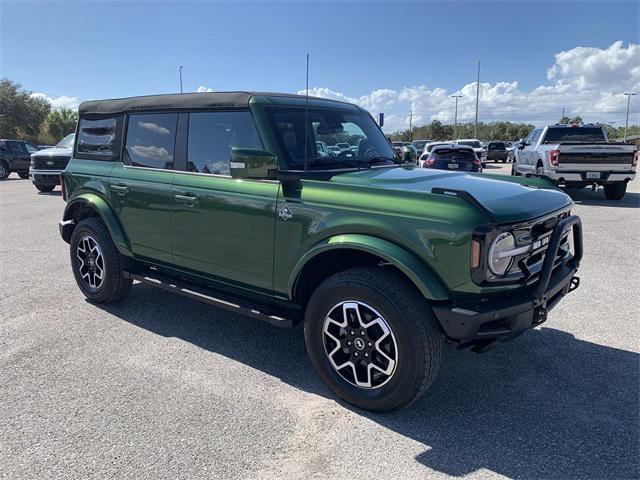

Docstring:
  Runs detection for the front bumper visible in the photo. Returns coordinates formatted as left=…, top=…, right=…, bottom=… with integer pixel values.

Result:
left=29, top=168, right=63, bottom=184
left=433, top=215, right=583, bottom=347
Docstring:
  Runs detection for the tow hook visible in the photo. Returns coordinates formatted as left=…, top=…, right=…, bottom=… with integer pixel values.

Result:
left=533, top=307, right=547, bottom=325
left=569, top=276, right=580, bottom=293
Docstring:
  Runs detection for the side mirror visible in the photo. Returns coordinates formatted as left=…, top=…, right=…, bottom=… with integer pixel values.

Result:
left=230, top=148, right=277, bottom=180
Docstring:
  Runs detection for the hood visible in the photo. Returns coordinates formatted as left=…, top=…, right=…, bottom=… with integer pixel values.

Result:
left=31, top=146, right=72, bottom=158
left=330, top=166, right=572, bottom=224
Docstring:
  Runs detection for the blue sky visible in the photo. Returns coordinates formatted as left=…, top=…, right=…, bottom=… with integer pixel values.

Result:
left=2, top=1, right=638, bottom=130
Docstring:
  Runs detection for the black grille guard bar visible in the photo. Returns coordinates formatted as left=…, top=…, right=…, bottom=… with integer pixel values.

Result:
left=533, top=214, right=582, bottom=303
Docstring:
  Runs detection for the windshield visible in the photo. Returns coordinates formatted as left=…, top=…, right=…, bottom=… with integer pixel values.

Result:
left=458, top=140, right=481, bottom=148
left=543, top=127, right=606, bottom=143
left=268, top=107, right=398, bottom=169
left=56, top=133, right=75, bottom=149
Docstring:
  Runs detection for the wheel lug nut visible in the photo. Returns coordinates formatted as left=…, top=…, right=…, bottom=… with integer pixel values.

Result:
left=354, top=352, right=358, bottom=357
left=360, top=331, right=365, bottom=336
left=350, top=331, right=355, bottom=335
left=368, top=342, right=372, bottom=347
left=347, top=341, right=352, bottom=346
left=364, top=353, right=368, bottom=357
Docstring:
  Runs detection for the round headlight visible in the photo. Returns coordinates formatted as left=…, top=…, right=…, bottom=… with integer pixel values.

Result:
left=488, top=232, right=516, bottom=276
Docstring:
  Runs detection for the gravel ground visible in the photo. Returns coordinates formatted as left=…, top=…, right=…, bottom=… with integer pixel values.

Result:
left=1, top=165, right=638, bottom=480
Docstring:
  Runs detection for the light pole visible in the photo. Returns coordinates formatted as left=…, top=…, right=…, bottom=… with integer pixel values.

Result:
left=179, top=66, right=183, bottom=94
left=474, top=60, right=480, bottom=139
left=622, top=92, right=636, bottom=141
left=408, top=110, right=413, bottom=142
left=451, top=94, right=462, bottom=139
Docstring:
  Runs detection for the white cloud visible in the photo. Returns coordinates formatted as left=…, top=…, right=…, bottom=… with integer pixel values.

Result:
left=300, top=41, right=640, bottom=132
left=30, top=92, right=80, bottom=111
left=196, top=86, right=214, bottom=93
left=138, top=121, right=170, bottom=135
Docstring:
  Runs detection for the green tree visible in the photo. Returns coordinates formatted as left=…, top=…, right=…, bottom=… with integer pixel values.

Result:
left=47, top=108, right=78, bottom=140
left=0, top=78, right=51, bottom=139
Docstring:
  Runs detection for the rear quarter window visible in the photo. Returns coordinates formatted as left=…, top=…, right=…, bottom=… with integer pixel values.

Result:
left=76, top=116, right=121, bottom=160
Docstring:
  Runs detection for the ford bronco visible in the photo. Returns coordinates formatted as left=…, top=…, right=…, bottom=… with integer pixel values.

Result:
left=59, top=92, right=582, bottom=412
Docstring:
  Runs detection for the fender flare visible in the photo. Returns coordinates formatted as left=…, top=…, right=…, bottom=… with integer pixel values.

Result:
left=289, top=234, right=449, bottom=301
left=63, top=193, right=132, bottom=256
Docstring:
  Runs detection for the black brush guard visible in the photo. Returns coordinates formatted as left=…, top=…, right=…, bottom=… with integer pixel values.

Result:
left=433, top=215, right=583, bottom=351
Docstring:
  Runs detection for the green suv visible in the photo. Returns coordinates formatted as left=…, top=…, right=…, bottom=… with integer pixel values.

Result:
left=59, top=92, right=582, bottom=411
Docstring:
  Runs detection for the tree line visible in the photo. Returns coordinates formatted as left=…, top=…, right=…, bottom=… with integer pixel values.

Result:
left=389, top=118, right=639, bottom=143
left=0, top=78, right=78, bottom=145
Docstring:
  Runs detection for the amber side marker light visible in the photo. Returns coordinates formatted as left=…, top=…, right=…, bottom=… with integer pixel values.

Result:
left=471, top=239, right=481, bottom=268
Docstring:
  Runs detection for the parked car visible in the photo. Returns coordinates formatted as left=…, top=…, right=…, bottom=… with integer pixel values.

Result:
left=513, top=124, right=637, bottom=200
left=37, top=145, right=54, bottom=150
left=327, top=145, right=341, bottom=156
left=315, top=141, right=329, bottom=157
left=505, top=141, right=516, bottom=162
left=59, top=91, right=583, bottom=412
left=422, top=144, right=482, bottom=172
left=411, top=139, right=432, bottom=157
left=456, top=138, right=487, bottom=167
left=419, top=142, right=455, bottom=166
left=0, top=139, right=39, bottom=179
left=29, top=133, right=75, bottom=192
left=486, top=141, right=509, bottom=162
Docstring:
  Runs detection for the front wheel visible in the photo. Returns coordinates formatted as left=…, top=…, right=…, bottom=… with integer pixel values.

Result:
left=304, top=267, right=442, bottom=412
left=34, top=183, right=55, bottom=192
left=18, top=171, right=29, bottom=179
left=70, top=217, right=132, bottom=303
left=603, top=182, right=627, bottom=200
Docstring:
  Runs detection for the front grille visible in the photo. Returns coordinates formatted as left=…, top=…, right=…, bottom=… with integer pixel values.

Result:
left=32, top=155, right=70, bottom=170
left=508, top=211, right=572, bottom=280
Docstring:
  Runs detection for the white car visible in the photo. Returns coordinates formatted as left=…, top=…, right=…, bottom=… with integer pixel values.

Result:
left=513, top=124, right=637, bottom=200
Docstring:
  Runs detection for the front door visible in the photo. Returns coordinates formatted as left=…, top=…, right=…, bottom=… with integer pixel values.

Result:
left=109, top=112, right=179, bottom=264
left=6, top=141, right=32, bottom=171
left=171, top=110, right=278, bottom=293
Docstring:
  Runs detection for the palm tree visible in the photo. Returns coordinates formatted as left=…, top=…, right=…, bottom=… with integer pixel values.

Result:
left=47, top=108, right=78, bottom=140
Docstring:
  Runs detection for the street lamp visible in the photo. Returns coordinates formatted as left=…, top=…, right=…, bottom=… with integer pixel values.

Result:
left=451, top=94, right=463, bottom=139
left=474, top=60, right=480, bottom=138
left=179, top=66, right=183, bottom=94
left=622, top=92, right=636, bottom=142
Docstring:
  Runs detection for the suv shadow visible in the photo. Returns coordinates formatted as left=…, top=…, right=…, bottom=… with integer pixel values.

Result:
left=566, top=188, right=639, bottom=208
left=95, top=284, right=639, bottom=479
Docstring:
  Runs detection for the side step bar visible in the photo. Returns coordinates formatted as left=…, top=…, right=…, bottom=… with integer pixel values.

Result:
left=124, top=272, right=296, bottom=328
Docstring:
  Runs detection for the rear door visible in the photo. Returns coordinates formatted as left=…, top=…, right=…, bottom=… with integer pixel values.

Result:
left=109, top=112, right=178, bottom=264
left=6, top=141, right=31, bottom=171
left=171, top=110, right=278, bottom=293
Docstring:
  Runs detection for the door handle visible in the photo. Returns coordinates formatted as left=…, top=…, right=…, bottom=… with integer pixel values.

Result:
left=110, top=184, right=129, bottom=196
left=174, top=193, right=199, bottom=206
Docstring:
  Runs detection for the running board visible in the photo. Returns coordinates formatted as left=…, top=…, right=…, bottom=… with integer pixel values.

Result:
left=124, top=272, right=296, bottom=328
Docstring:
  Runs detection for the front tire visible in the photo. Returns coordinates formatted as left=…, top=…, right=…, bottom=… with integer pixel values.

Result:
left=34, top=183, right=55, bottom=192
left=17, top=171, right=29, bottom=179
left=70, top=217, right=132, bottom=303
left=603, top=182, right=627, bottom=200
left=304, top=267, right=442, bottom=412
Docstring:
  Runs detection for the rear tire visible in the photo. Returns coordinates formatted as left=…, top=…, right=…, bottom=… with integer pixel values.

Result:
left=69, top=217, right=132, bottom=303
left=34, top=183, right=55, bottom=192
left=17, top=171, right=29, bottom=179
left=304, top=267, right=442, bottom=412
left=0, top=162, right=9, bottom=180
left=511, top=162, right=520, bottom=176
left=603, top=182, right=627, bottom=200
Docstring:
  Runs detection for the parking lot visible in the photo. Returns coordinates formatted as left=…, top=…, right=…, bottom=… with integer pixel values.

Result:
left=1, top=164, right=638, bottom=480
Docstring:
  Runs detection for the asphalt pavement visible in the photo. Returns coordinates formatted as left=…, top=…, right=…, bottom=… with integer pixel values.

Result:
left=1, top=164, right=638, bottom=480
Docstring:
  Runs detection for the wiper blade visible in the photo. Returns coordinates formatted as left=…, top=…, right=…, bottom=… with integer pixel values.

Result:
left=357, top=156, right=399, bottom=166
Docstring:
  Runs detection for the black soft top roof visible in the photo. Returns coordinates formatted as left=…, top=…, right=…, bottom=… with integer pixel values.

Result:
left=78, top=91, right=351, bottom=115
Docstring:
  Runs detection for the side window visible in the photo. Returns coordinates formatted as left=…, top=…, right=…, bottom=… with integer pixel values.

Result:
left=187, top=111, right=262, bottom=176
left=524, top=130, right=535, bottom=144
left=77, top=117, right=119, bottom=158
left=530, top=129, right=542, bottom=145
left=7, top=141, right=26, bottom=154
left=124, top=113, right=178, bottom=169
left=25, top=143, right=38, bottom=154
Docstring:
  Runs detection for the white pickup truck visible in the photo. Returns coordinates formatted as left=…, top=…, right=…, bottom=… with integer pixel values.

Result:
left=513, top=124, right=637, bottom=200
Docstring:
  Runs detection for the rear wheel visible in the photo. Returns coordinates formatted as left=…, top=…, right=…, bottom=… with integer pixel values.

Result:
left=17, top=171, right=29, bottom=179
left=511, top=161, right=520, bottom=176
left=535, top=162, right=545, bottom=176
left=34, top=183, right=55, bottom=192
left=70, top=217, right=132, bottom=303
left=304, top=267, right=442, bottom=412
left=603, top=182, right=627, bottom=200
left=0, top=162, right=9, bottom=180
